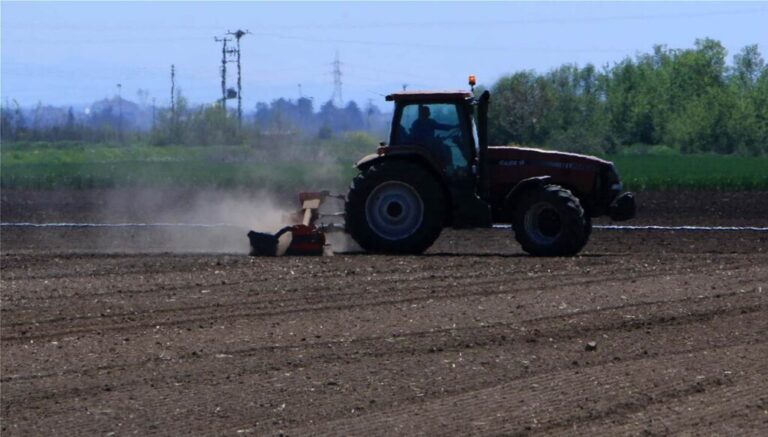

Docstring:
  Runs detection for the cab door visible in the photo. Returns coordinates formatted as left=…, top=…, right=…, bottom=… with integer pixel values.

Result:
left=391, top=102, right=474, bottom=178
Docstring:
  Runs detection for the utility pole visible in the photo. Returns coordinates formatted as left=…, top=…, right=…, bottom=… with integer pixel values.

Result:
left=366, top=98, right=374, bottom=131
left=170, top=64, right=176, bottom=117
left=331, top=50, right=343, bottom=106
left=298, top=83, right=303, bottom=99
left=170, top=64, right=177, bottom=140
left=226, top=29, right=249, bottom=127
left=214, top=36, right=230, bottom=112
left=116, top=83, right=123, bottom=142
left=151, top=97, right=156, bottom=131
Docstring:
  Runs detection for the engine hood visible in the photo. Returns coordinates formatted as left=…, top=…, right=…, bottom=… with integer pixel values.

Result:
left=487, top=146, right=612, bottom=169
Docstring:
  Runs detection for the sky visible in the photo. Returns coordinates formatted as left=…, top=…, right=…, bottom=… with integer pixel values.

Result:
left=2, top=1, right=767, bottom=111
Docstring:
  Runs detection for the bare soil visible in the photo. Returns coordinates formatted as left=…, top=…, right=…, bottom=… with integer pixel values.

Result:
left=1, top=189, right=767, bottom=435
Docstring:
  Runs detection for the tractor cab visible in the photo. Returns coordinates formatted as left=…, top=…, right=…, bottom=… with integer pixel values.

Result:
left=374, top=88, right=493, bottom=230
left=386, top=91, right=478, bottom=178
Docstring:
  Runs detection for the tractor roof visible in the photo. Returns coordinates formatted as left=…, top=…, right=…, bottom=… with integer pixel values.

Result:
left=385, top=90, right=472, bottom=102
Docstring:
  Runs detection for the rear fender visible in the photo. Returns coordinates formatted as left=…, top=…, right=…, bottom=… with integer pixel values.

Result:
left=503, top=176, right=553, bottom=218
left=356, top=147, right=442, bottom=172
left=355, top=149, right=448, bottom=185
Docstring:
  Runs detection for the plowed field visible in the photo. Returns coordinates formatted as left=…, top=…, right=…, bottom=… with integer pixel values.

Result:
left=2, top=190, right=767, bottom=435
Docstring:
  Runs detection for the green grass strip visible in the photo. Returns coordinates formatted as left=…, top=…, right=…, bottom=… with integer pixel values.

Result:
left=2, top=144, right=766, bottom=191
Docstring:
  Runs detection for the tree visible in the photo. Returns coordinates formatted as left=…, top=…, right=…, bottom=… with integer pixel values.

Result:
left=1, top=100, right=14, bottom=140
left=318, top=100, right=341, bottom=132
left=488, top=71, right=553, bottom=145
left=732, top=45, right=765, bottom=90
left=542, top=64, right=612, bottom=153
left=342, top=101, right=365, bottom=131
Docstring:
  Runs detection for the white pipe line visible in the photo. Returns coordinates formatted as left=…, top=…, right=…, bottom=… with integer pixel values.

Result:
left=0, top=222, right=245, bottom=229
left=492, top=224, right=768, bottom=232
left=2, top=223, right=767, bottom=232
left=594, top=225, right=768, bottom=232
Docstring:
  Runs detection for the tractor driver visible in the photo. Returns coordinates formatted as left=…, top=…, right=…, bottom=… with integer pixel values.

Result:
left=410, top=105, right=455, bottom=144
left=410, top=105, right=457, bottom=167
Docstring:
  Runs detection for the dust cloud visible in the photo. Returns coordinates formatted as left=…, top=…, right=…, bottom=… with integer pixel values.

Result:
left=90, top=188, right=356, bottom=255
left=91, top=188, right=293, bottom=254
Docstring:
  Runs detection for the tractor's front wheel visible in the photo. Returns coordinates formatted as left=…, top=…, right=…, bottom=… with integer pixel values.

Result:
left=346, top=161, right=445, bottom=254
left=512, top=184, right=589, bottom=256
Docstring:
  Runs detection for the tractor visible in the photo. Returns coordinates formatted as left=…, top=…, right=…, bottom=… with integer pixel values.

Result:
left=344, top=79, right=634, bottom=256
left=249, top=77, right=635, bottom=257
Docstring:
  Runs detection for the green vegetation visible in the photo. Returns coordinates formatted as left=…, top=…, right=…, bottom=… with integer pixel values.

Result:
left=0, top=136, right=372, bottom=191
left=611, top=155, right=768, bottom=191
left=0, top=161, right=356, bottom=192
left=2, top=140, right=766, bottom=191
left=487, top=39, right=768, bottom=156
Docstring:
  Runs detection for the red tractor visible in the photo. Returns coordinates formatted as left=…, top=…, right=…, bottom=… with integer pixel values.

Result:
left=343, top=84, right=635, bottom=256
left=249, top=80, right=635, bottom=257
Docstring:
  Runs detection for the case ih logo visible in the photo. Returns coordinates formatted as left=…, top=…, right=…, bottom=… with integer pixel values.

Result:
left=498, top=159, right=527, bottom=167
left=497, top=159, right=594, bottom=172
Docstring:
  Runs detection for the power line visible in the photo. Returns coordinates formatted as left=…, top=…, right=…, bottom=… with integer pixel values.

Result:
left=247, top=31, right=634, bottom=54
left=268, top=7, right=768, bottom=29
left=344, top=63, right=436, bottom=85
left=7, top=7, right=764, bottom=33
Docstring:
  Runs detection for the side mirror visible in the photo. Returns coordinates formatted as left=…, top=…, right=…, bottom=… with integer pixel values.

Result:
left=379, top=141, right=387, bottom=147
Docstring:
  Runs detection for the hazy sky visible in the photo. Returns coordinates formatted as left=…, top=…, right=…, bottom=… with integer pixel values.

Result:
left=2, top=1, right=767, bottom=110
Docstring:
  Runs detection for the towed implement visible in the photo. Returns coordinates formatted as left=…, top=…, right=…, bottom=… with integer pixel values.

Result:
left=249, top=76, right=635, bottom=257
left=247, top=192, right=342, bottom=256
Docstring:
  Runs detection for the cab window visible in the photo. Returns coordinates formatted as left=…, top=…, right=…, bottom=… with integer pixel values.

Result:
left=392, top=103, right=469, bottom=171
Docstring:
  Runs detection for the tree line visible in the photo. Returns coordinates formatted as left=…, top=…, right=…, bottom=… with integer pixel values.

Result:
left=485, top=38, right=767, bottom=155
left=0, top=95, right=390, bottom=148
left=2, top=38, right=766, bottom=155
left=145, top=96, right=390, bottom=147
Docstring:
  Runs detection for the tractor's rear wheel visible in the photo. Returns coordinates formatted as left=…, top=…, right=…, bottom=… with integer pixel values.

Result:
left=346, top=161, right=445, bottom=254
left=512, top=184, right=589, bottom=256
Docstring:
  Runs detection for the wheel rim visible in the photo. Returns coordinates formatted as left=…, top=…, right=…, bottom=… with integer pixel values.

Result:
left=365, top=181, right=424, bottom=240
left=523, top=202, right=562, bottom=245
